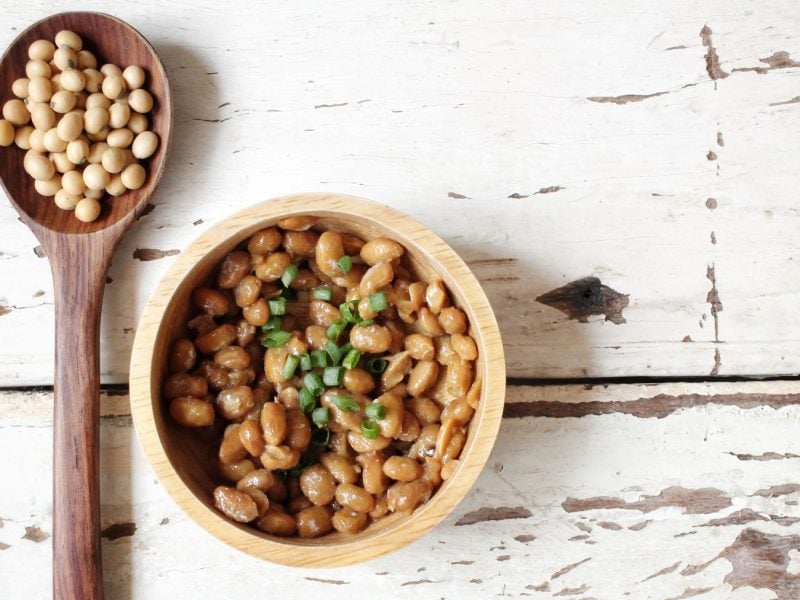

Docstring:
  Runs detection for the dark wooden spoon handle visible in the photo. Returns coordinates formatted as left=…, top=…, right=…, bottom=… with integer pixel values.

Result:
left=50, top=236, right=110, bottom=600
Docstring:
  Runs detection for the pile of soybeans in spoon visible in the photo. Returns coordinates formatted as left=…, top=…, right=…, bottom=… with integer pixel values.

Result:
left=0, top=30, right=159, bottom=223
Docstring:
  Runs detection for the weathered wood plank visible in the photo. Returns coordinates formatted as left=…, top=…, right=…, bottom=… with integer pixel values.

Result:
left=2, top=1, right=800, bottom=384
left=1, top=381, right=799, bottom=598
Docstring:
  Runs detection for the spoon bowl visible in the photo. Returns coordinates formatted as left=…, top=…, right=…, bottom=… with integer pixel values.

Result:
left=0, top=12, right=171, bottom=599
left=0, top=11, right=171, bottom=234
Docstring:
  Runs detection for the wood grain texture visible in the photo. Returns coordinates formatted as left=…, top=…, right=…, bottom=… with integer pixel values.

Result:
left=2, top=381, right=799, bottom=598
left=1, top=1, right=799, bottom=383
left=0, top=11, right=172, bottom=599
left=129, top=193, right=505, bottom=567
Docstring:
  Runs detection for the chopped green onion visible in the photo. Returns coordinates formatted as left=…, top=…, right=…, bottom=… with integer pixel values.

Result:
left=282, top=354, right=300, bottom=380
left=339, top=301, right=358, bottom=323
left=310, top=349, right=328, bottom=369
left=304, top=372, right=325, bottom=397
left=361, top=419, right=379, bottom=439
left=262, top=330, right=291, bottom=348
left=311, top=425, right=330, bottom=446
left=342, top=348, right=361, bottom=370
left=337, top=255, right=352, bottom=274
left=365, top=402, right=386, bottom=420
left=326, top=340, right=343, bottom=365
left=311, top=406, right=330, bottom=427
left=298, top=387, right=316, bottom=413
left=357, top=319, right=373, bottom=326
left=369, top=291, right=388, bottom=313
left=261, top=316, right=282, bottom=332
left=281, top=264, right=298, bottom=288
left=323, top=366, right=344, bottom=387
left=268, top=297, right=286, bottom=316
left=365, top=357, right=387, bottom=373
left=299, top=353, right=312, bottom=371
left=332, top=394, right=360, bottom=412
left=327, top=318, right=347, bottom=341
left=312, top=287, right=333, bottom=301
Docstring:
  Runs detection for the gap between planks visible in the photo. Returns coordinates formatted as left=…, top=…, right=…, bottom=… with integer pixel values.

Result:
left=1, top=379, right=798, bottom=424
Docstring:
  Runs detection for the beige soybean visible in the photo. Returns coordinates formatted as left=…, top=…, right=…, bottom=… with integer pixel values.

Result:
left=82, top=163, right=110, bottom=190
left=3, top=99, right=29, bottom=126
left=34, top=174, right=61, bottom=197
left=53, top=47, right=78, bottom=71
left=105, top=174, right=126, bottom=197
left=100, top=63, right=122, bottom=77
left=108, top=102, right=130, bottom=128
left=28, top=128, right=46, bottom=152
left=54, top=189, right=81, bottom=210
left=57, top=111, right=83, bottom=141
left=87, top=142, right=108, bottom=163
left=27, top=77, right=52, bottom=103
left=102, top=75, right=125, bottom=100
left=55, top=30, right=82, bottom=51
left=65, top=139, right=89, bottom=165
left=83, top=69, right=103, bottom=93
left=360, top=238, right=404, bottom=265
left=107, top=128, right=133, bottom=148
left=11, top=78, right=29, bottom=99
left=300, top=464, right=337, bottom=506
left=131, top=130, right=158, bottom=159
left=0, top=120, right=13, bottom=146
left=50, top=90, right=76, bottom=113
left=83, top=106, right=108, bottom=134
left=77, top=50, right=97, bottom=70
left=14, top=126, right=33, bottom=150
left=335, top=483, right=375, bottom=513
left=45, top=125, right=68, bottom=151
left=61, top=170, right=86, bottom=196
left=50, top=152, right=75, bottom=174
left=26, top=59, right=51, bottom=79
left=29, top=39, right=56, bottom=61
left=59, top=69, right=86, bottom=93
left=128, top=88, right=153, bottom=113
left=127, top=112, right=147, bottom=134
left=24, top=152, right=55, bottom=180
left=101, top=147, right=127, bottom=174
left=121, top=163, right=146, bottom=190
left=85, top=92, right=110, bottom=110
left=29, top=103, right=55, bottom=130
left=122, top=65, right=145, bottom=89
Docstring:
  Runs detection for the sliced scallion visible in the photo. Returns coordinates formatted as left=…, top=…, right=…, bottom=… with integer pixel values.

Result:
left=310, top=349, right=328, bottom=369
left=365, top=402, right=386, bottom=420
left=368, top=291, right=388, bottom=313
left=312, top=287, right=333, bottom=301
left=299, top=353, right=312, bottom=372
left=262, top=330, right=291, bottom=348
left=365, top=357, right=387, bottom=373
left=361, top=419, right=379, bottom=439
left=282, top=354, right=300, bottom=380
left=311, top=406, right=330, bottom=427
left=280, top=264, right=298, bottom=288
left=298, top=387, right=316, bottom=413
left=261, top=316, right=282, bottom=332
left=337, top=255, right=352, bottom=274
left=268, top=297, right=286, bottom=316
left=326, top=340, right=343, bottom=365
left=304, top=372, right=325, bottom=397
left=331, top=394, right=360, bottom=412
left=327, top=318, right=347, bottom=341
left=322, top=366, right=344, bottom=387
left=342, top=348, right=361, bottom=370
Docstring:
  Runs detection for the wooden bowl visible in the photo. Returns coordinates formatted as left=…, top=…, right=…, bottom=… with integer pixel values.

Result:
left=130, top=193, right=505, bottom=567
left=0, top=11, right=171, bottom=234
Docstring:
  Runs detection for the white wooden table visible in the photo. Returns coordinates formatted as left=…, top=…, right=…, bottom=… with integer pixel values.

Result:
left=2, top=2, right=800, bottom=598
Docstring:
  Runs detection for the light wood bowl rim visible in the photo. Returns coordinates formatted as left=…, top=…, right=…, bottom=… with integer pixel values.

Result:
left=129, top=192, right=505, bottom=567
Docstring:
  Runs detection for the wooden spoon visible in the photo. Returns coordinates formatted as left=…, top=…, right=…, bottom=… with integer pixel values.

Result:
left=0, top=12, right=171, bottom=599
